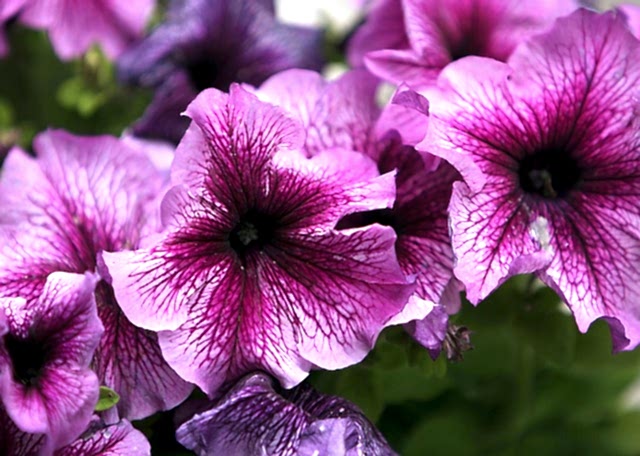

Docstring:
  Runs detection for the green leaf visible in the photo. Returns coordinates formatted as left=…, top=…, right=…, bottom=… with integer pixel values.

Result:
left=95, top=386, right=120, bottom=412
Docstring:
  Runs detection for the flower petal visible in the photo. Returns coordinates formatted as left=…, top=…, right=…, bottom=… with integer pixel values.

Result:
left=56, top=418, right=151, bottom=456
left=172, top=85, right=304, bottom=190
left=20, top=0, right=154, bottom=59
left=92, top=283, right=193, bottom=421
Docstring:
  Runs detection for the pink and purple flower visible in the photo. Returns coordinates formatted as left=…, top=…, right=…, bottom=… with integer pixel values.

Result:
left=0, top=272, right=102, bottom=451
left=103, top=84, right=421, bottom=397
left=353, top=0, right=576, bottom=89
left=0, top=130, right=193, bottom=420
left=19, top=0, right=154, bottom=60
left=421, top=8, right=640, bottom=350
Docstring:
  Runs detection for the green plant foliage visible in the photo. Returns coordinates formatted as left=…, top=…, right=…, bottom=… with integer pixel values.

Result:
left=0, top=27, right=151, bottom=147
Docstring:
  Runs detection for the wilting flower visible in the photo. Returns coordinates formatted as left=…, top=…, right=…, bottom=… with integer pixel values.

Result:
left=176, top=372, right=396, bottom=456
left=0, top=272, right=102, bottom=450
left=18, top=0, right=154, bottom=60
left=355, top=0, right=576, bottom=88
left=421, top=9, right=640, bottom=350
left=118, top=0, right=324, bottom=143
left=0, top=0, right=27, bottom=56
left=0, top=130, right=193, bottom=420
left=256, top=70, right=460, bottom=356
left=103, top=84, right=420, bottom=397
left=54, top=417, right=150, bottom=456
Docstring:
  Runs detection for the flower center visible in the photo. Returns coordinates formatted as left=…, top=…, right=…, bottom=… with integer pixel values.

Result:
left=229, top=210, right=279, bottom=258
left=4, top=335, right=47, bottom=386
left=449, top=38, right=484, bottom=61
left=518, top=148, right=582, bottom=198
left=186, top=58, right=221, bottom=92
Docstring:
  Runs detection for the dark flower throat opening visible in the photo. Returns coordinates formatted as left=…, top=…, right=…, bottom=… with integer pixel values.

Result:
left=518, top=148, right=581, bottom=198
left=229, top=210, right=279, bottom=257
left=4, top=334, right=48, bottom=386
left=186, top=59, right=221, bottom=92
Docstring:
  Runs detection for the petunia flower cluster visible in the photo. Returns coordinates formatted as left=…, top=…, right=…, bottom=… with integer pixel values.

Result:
left=0, top=0, right=640, bottom=454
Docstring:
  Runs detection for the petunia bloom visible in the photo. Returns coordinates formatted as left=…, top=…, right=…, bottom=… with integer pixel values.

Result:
left=18, top=0, right=155, bottom=60
left=1, top=410, right=151, bottom=456
left=176, top=372, right=396, bottom=456
left=103, top=84, right=420, bottom=397
left=420, top=9, right=640, bottom=350
left=0, top=130, right=193, bottom=420
left=357, top=0, right=576, bottom=89
left=256, top=69, right=460, bottom=357
left=0, top=272, right=102, bottom=451
left=118, top=0, right=324, bottom=144
left=54, top=417, right=150, bottom=456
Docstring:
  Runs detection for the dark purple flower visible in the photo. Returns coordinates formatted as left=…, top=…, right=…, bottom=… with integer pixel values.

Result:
left=118, top=0, right=324, bottom=144
left=420, top=9, right=640, bottom=350
left=0, top=131, right=193, bottom=420
left=256, top=70, right=460, bottom=357
left=355, top=0, right=576, bottom=89
left=54, top=417, right=150, bottom=456
left=103, top=85, right=420, bottom=396
left=176, top=372, right=396, bottom=456
left=0, top=272, right=102, bottom=450
left=18, top=0, right=154, bottom=60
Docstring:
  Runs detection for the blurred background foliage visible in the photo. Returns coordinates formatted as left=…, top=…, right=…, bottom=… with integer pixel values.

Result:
left=3, top=6, right=640, bottom=456
left=0, top=27, right=151, bottom=151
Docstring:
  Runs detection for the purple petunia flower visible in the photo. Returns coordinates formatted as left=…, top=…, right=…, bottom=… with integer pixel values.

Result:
left=354, top=0, right=576, bottom=89
left=117, top=0, right=324, bottom=144
left=0, top=130, right=193, bottom=420
left=103, top=84, right=421, bottom=397
left=18, top=0, right=154, bottom=60
left=420, top=8, right=640, bottom=350
left=0, top=272, right=102, bottom=451
left=1, top=410, right=151, bottom=456
left=255, top=70, right=460, bottom=357
left=176, top=372, right=396, bottom=456
left=54, top=417, right=150, bottom=456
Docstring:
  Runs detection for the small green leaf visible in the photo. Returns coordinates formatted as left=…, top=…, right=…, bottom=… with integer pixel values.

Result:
left=95, top=386, right=120, bottom=412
